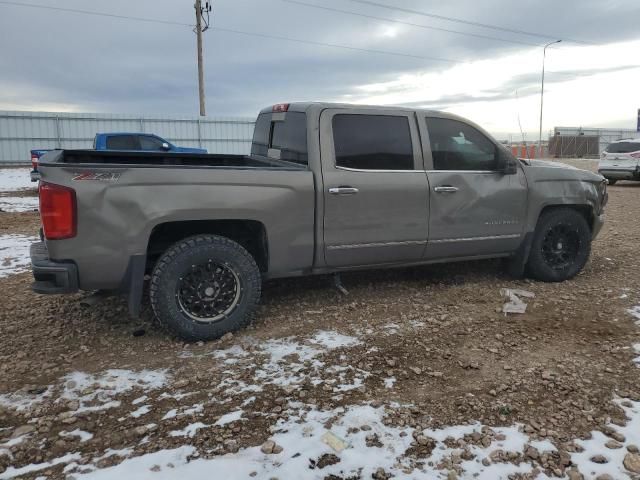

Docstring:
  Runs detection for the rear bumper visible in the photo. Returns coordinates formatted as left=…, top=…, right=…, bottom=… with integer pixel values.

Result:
left=30, top=242, right=79, bottom=294
left=598, top=168, right=639, bottom=180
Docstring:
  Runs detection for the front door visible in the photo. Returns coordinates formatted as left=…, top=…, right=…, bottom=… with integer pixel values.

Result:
left=420, top=115, right=528, bottom=259
left=320, top=109, right=430, bottom=267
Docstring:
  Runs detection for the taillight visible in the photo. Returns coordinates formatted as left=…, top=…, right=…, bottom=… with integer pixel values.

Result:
left=39, top=182, right=77, bottom=240
left=31, top=154, right=39, bottom=170
left=272, top=103, right=289, bottom=113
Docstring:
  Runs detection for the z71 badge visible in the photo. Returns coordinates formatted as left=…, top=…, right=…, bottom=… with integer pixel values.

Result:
left=72, top=172, right=121, bottom=182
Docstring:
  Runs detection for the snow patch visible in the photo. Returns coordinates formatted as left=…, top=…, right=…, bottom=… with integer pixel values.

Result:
left=130, top=405, right=151, bottom=418
left=169, top=422, right=208, bottom=438
left=0, top=452, right=81, bottom=480
left=214, top=409, right=244, bottom=426
left=628, top=305, right=640, bottom=324
left=308, top=330, right=362, bottom=349
left=0, top=385, right=52, bottom=412
left=571, top=398, right=640, bottom=479
left=0, top=168, right=33, bottom=191
left=61, top=369, right=168, bottom=413
left=0, top=234, right=39, bottom=278
left=0, top=195, right=39, bottom=212
left=634, top=343, right=640, bottom=365
left=60, top=429, right=94, bottom=442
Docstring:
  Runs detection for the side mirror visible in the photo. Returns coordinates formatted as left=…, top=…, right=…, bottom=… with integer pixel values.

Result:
left=497, top=148, right=518, bottom=175
left=161, top=142, right=170, bottom=151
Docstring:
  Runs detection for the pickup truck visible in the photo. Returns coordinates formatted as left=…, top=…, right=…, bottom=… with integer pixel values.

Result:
left=30, top=103, right=607, bottom=341
left=30, top=133, right=206, bottom=181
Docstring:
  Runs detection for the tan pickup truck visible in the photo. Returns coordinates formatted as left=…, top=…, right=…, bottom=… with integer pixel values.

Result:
left=31, top=102, right=607, bottom=340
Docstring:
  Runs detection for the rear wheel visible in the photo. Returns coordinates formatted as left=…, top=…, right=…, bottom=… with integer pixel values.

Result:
left=150, top=234, right=261, bottom=341
left=606, top=178, right=617, bottom=185
left=526, top=208, right=591, bottom=282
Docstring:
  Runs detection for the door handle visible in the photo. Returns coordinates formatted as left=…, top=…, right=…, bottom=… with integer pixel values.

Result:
left=328, top=187, right=359, bottom=195
left=433, top=186, right=459, bottom=193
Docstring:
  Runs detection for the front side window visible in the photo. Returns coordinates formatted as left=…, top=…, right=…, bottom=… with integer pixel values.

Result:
left=332, top=114, right=414, bottom=170
left=105, top=135, right=139, bottom=150
left=139, top=135, right=166, bottom=151
left=426, top=117, right=498, bottom=171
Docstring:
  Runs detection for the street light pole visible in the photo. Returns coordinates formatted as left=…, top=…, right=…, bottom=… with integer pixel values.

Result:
left=538, top=39, right=561, bottom=158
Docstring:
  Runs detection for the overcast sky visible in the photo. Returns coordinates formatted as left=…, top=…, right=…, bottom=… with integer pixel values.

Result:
left=0, top=0, right=639, bottom=138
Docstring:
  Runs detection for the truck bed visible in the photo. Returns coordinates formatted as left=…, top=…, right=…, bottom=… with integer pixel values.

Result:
left=43, top=149, right=304, bottom=170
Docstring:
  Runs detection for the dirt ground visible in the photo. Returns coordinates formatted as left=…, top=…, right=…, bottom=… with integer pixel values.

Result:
left=1, top=160, right=639, bottom=479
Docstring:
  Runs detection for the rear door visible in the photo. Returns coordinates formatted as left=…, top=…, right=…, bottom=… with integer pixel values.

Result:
left=319, top=109, right=429, bottom=267
left=420, top=115, right=527, bottom=259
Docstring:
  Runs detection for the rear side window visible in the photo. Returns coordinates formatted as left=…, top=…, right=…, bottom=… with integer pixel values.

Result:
left=606, top=141, right=640, bottom=154
left=106, top=135, right=139, bottom=150
left=251, top=112, right=308, bottom=165
left=139, top=135, right=166, bottom=151
left=426, top=117, right=498, bottom=171
left=332, top=115, right=414, bottom=170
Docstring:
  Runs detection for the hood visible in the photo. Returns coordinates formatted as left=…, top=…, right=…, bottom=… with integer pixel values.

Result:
left=519, top=158, right=603, bottom=183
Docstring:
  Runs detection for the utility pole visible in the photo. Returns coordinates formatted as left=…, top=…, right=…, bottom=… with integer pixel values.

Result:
left=538, top=39, right=561, bottom=158
left=194, top=0, right=212, bottom=117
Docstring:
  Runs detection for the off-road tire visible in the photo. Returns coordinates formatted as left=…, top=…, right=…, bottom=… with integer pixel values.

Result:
left=526, top=208, right=591, bottom=282
left=150, top=234, right=261, bottom=341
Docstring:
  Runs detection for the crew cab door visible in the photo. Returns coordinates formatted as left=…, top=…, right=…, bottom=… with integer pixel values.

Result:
left=419, top=115, right=527, bottom=259
left=319, top=109, right=429, bottom=267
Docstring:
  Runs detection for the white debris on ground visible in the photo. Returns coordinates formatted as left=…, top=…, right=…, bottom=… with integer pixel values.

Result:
left=0, top=168, right=32, bottom=191
left=501, top=288, right=535, bottom=314
left=634, top=343, right=640, bottom=365
left=0, top=234, right=39, bottom=278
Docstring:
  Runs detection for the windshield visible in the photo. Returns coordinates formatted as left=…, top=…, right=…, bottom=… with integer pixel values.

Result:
left=606, top=141, right=640, bottom=154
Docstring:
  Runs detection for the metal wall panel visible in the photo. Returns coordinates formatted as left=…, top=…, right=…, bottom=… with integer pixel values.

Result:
left=0, top=110, right=255, bottom=164
left=553, top=127, right=638, bottom=155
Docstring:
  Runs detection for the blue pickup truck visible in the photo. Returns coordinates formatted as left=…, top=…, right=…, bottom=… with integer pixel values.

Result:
left=30, top=133, right=207, bottom=181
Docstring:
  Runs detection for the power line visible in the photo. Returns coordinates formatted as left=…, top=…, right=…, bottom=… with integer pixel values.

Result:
left=2, top=0, right=613, bottom=71
left=343, top=0, right=593, bottom=45
left=0, top=0, right=193, bottom=26
left=211, top=26, right=458, bottom=63
left=281, top=0, right=541, bottom=47
left=0, top=0, right=459, bottom=64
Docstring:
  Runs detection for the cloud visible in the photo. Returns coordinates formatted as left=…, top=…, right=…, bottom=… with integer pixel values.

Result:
left=0, top=0, right=638, bottom=136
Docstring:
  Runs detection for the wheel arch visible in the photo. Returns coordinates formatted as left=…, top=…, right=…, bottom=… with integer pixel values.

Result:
left=146, top=219, right=269, bottom=273
left=536, top=204, right=595, bottom=232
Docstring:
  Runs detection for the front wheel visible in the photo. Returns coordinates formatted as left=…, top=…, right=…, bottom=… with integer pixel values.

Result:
left=526, top=208, right=592, bottom=282
left=150, top=234, right=261, bottom=341
left=605, top=178, right=617, bottom=185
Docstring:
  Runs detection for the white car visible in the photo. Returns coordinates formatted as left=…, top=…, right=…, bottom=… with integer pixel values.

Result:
left=598, top=138, right=640, bottom=185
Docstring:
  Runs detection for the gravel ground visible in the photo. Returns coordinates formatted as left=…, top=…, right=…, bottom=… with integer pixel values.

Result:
left=1, top=162, right=640, bottom=479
